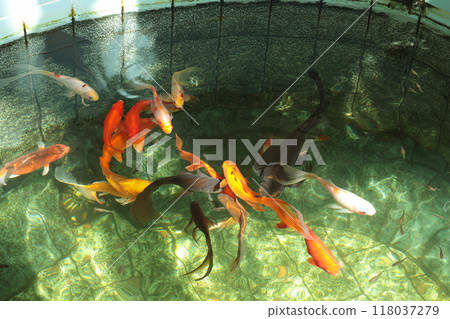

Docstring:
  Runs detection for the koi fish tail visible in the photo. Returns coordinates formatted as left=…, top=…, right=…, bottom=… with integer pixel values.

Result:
left=129, top=79, right=155, bottom=92
left=0, top=64, right=53, bottom=89
left=263, top=198, right=313, bottom=240
left=173, top=67, right=202, bottom=85
left=307, top=68, right=329, bottom=113
left=230, top=211, right=246, bottom=272
left=185, top=237, right=214, bottom=281
left=277, top=165, right=318, bottom=186
left=99, top=156, right=127, bottom=194
left=54, top=167, right=104, bottom=204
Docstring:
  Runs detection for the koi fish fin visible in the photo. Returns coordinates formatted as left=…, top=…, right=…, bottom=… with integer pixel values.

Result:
left=54, top=167, right=104, bottom=204
left=327, top=204, right=352, bottom=214
left=307, top=258, right=319, bottom=268
left=276, top=221, right=289, bottom=229
left=160, top=93, right=172, bottom=102
left=113, top=152, right=123, bottom=163
left=133, top=139, right=145, bottom=153
left=185, top=163, right=204, bottom=171
left=42, top=165, right=49, bottom=176
left=0, top=169, right=7, bottom=186
left=38, top=141, right=45, bottom=149
left=63, top=88, right=77, bottom=98
left=117, top=88, right=140, bottom=99
left=9, top=174, right=20, bottom=178
left=115, top=197, right=134, bottom=205
left=219, top=179, right=228, bottom=189
left=246, top=201, right=265, bottom=212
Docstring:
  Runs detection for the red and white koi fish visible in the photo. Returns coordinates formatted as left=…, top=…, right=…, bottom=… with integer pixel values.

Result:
left=0, top=64, right=98, bottom=106
left=0, top=142, right=70, bottom=185
left=278, top=165, right=376, bottom=216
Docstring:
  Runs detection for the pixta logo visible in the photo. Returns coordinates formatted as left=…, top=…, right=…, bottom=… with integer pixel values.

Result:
left=191, top=138, right=325, bottom=166
left=126, top=129, right=172, bottom=176
left=125, top=132, right=325, bottom=176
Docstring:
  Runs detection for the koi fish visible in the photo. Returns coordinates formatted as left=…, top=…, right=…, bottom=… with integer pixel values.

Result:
left=0, top=64, right=98, bottom=106
left=129, top=81, right=173, bottom=134
left=275, top=165, right=376, bottom=216
left=304, top=224, right=343, bottom=276
left=55, top=167, right=151, bottom=205
left=254, top=68, right=329, bottom=197
left=166, top=67, right=201, bottom=109
left=411, top=69, right=419, bottom=77
left=400, top=225, right=405, bottom=235
left=103, top=100, right=124, bottom=153
left=439, top=246, right=443, bottom=259
left=0, top=142, right=70, bottom=185
left=130, top=172, right=221, bottom=223
left=184, top=201, right=215, bottom=280
left=221, top=160, right=342, bottom=276
left=124, top=99, right=152, bottom=152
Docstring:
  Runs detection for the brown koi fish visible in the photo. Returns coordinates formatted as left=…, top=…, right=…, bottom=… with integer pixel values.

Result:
left=184, top=201, right=215, bottom=280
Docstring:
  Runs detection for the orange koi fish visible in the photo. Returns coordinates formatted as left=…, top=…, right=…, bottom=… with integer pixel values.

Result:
left=124, top=99, right=152, bottom=152
left=221, top=160, right=342, bottom=276
left=129, top=81, right=173, bottom=134
left=0, top=142, right=70, bottom=185
left=303, top=224, right=343, bottom=276
left=103, top=100, right=125, bottom=153
left=0, top=64, right=98, bottom=106
left=165, top=67, right=201, bottom=109
left=55, top=167, right=150, bottom=205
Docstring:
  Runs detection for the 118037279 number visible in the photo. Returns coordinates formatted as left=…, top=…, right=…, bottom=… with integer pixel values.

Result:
left=373, top=305, right=439, bottom=316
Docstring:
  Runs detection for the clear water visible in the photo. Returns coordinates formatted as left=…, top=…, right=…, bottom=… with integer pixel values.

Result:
left=0, top=2, right=448, bottom=301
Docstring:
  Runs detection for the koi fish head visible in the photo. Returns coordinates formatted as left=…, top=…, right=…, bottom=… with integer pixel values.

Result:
left=222, top=160, right=247, bottom=190
left=54, top=144, right=71, bottom=156
left=158, top=118, right=173, bottom=134
left=355, top=200, right=376, bottom=216
left=174, top=92, right=184, bottom=109
left=81, top=84, right=99, bottom=102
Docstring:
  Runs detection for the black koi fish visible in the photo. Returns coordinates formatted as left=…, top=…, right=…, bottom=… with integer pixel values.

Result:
left=254, top=69, right=329, bottom=197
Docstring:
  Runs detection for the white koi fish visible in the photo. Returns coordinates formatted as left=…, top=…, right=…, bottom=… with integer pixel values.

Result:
left=163, top=67, right=201, bottom=109
left=277, top=165, right=376, bottom=216
left=0, top=64, right=98, bottom=106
